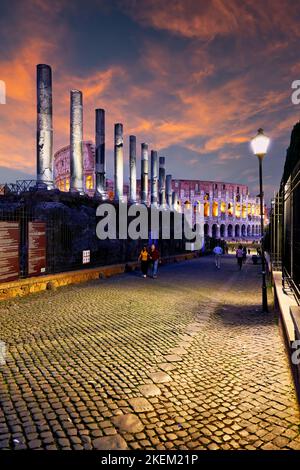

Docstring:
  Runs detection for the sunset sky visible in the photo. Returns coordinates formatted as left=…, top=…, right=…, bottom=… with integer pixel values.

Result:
left=1, top=0, right=300, bottom=202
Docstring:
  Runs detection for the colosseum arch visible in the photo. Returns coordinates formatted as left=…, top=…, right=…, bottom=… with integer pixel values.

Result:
left=204, top=223, right=209, bottom=236
left=235, top=203, right=241, bottom=218
left=235, top=224, right=240, bottom=237
left=204, top=202, right=210, bottom=217
left=212, top=201, right=218, bottom=217
left=220, top=201, right=226, bottom=214
left=220, top=224, right=226, bottom=238
left=252, top=226, right=255, bottom=237
left=241, top=224, right=246, bottom=237
left=247, top=225, right=251, bottom=237
left=212, top=224, right=218, bottom=238
left=227, top=224, right=233, bottom=238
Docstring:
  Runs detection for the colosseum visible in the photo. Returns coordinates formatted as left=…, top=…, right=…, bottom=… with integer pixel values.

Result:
left=54, top=141, right=263, bottom=240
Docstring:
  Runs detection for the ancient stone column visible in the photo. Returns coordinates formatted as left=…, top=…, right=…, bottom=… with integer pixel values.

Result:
left=95, top=108, right=106, bottom=197
left=166, top=174, right=172, bottom=208
left=114, top=123, right=123, bottom=200
left=37, top=64, right=53, bottom=189
left=129, top=135, right=136, bottom=203
left=172, top=191, right=179, bottom=210
left=70, top=90, right=84, bottom=193
left=159, top=157, right=166, bottom=207
left=141, top=143, right=149, bottom=205
left=150, top=150, right=158, bottom=206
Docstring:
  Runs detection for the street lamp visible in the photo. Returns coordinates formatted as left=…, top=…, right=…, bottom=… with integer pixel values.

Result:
left=251, top=128, right=270, bottom=312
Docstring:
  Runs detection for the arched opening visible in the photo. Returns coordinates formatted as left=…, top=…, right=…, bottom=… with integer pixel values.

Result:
left=247, top=225, right=251, bottom=237
left=228, top=203, right=233, bottom=216
left=212, top=224, right=218, bottom=238
left=235, top=203, right=241, bottom=218
left=212, top=201, right=218, bottom=217
left=252, top=226, right=255, bottom=236
left=85, top=174, right=94, bottom=190
left=204, top=223, right=209, bottom=236
left=220, top=201, right=226, bottom=213
left=227, top=224, right=233, bottom=238
left=220, top=224, right=225, bottom=238
left=241, top=224, right=246, bottom=237
left=242, top=204, right=247, bottom=218
left=235, top=224, right=240, bottom=238
left=204, top=202, right=210, bottom=217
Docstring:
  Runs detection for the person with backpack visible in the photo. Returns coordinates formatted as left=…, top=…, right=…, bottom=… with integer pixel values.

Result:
left=236, top=244, right=243, bottom=270
left=149, top=244, right=160, bottom=278
left=138, top=246, right=149, bottom=278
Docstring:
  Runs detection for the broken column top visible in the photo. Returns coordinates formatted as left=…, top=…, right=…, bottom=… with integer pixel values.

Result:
left=70, top=89, right=82, bottom=104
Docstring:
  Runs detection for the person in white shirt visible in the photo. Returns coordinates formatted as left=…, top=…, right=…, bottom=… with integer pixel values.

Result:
left=213, top=245, right=223, bottom=269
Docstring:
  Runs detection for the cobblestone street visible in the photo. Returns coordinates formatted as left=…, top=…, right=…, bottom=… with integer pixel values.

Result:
left=0, top=255, right=299, bottom=450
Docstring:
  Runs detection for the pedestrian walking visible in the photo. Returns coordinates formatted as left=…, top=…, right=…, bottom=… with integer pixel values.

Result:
left=213, top=244, right=223, bottom=269
left=242, top=246, right=247, bottom=264
left=149, top=244, right=160, bottom=278
left=236, top=244, right=243, bottom=270
left=138, top=246, right=149, bottom=278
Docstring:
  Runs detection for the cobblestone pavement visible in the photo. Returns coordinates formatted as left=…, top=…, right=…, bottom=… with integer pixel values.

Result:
left=0, top=255, right=300, bottom=450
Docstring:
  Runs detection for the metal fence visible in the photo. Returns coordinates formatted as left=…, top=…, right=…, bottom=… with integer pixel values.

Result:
left=271, top=156, right=300, bottom=304
left=0, top=196, right=189, bottom=280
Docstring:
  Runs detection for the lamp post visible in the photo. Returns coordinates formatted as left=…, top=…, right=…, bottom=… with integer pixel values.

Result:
left=251, top=128, right=270, bottom=312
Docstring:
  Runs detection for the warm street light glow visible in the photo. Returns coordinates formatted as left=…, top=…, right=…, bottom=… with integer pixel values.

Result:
left=251, top=128, right=270, bottom=158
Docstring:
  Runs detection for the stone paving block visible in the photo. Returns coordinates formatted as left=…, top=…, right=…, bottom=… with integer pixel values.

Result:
left=93, top=434, right=128, bottom=450
left=148, top=372, right=172, bottom=383
left=111, top=414, right=144, bottom=433
left=139, top=384, right=161, bottom=397
left=163, top=355, right=183, bottom=362
left=128, top=398, right=154, bottom=413
left=159, top=363, right=177, bottom=372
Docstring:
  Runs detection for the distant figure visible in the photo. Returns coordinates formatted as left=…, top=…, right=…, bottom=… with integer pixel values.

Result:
left=248, top=248, right=251, bottom=255
left=139, top=246, right=149, bottom=278
left=213, top=244, right=223, bottom=269
left=149, top=244, right=160, bottom=279
left=242, top=246, right=247, bottom=263
left=236, top=245, right=243, bottom=270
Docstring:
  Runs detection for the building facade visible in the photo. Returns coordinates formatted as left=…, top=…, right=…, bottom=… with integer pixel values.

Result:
left=54, top=142, right=263, bottom=240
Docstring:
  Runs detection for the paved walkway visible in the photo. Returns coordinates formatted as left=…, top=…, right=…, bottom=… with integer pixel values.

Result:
left=0, top=255, right=299, bottom=450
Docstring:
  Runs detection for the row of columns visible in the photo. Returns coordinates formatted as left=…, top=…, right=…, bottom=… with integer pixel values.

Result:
left=36, top=64, right=175, bottom=207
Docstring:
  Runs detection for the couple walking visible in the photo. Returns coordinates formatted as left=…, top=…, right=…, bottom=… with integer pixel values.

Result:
left=138, top=244, right=160, bottom=279
left=213, top=244, right=247, bottom=270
